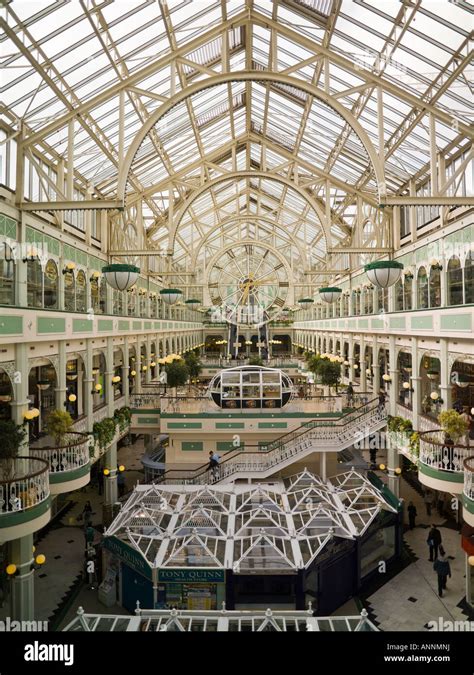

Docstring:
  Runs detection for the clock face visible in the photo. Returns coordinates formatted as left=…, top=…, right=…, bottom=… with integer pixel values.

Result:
left=207, top=243, right=290, bottom=327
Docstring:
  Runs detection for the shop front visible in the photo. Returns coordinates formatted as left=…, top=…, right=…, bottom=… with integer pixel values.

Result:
left=156, top=569, right=225, bottom=610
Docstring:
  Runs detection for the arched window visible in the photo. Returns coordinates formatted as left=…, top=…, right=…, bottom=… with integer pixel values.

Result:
left=404, top=275, right=413, bottom=310
left=429, top=266, right=441, bottom=308
left=0, top=243, right=15, bottom=305
left=377, top=287, right=388, bottom=313
left=113, top=289, right=124, bottom=315
left=64, top=269, right=75, bottom=312
left=447, top=256, right=463, bottom=306
left=465, top=252, right=474, bottom=305
left=128, top=287, right=136, bottom=316
left=76, top=271, right=87, bottom=312
left=43, top=259, right=58, bottom=309
left=90, top=275, right=99, bottom=312
left=27, top=259, right=43, bottom=307
left=417, top=266, right=428, bottom=309
left=99, top=277, right=107, bottom=314
left=394, top=279, right=404, bottom=311
left=140, top=290, right=147, bottom=317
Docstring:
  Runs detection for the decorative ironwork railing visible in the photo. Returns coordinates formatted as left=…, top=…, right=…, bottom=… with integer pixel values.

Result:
left=464, top=456, right=474, bottom=501
left=130, top=393, right=162, bottom=409
left=419, top=430, right=471, bottom=475
left=0, top=456, right=50, bottom=515
left=30, top=432, right=90, bottom=474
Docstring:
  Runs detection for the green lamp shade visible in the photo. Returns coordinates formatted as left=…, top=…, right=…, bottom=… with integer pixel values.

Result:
left=160, top=288, right=183, bottom=305
left=102, top=264, right=140, bottom=291
left=364, top=261, right=403, bottom=288
left=319, top=287, right=342, bottom=303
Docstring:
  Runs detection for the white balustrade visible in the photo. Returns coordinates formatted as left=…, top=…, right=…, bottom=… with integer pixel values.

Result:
left=463, top=456, right=474, bottom=501
left=31, top=433, right=90, bottom=474
left=93, top=406, right=109, bottom=424
left=0, top=457, right=50, bottom=515
left=419, top=430, right=470, bottom=475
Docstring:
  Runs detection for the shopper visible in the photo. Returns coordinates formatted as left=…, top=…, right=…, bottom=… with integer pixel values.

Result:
left=84, top=524, right=95, bottom=551
left=427, top=524, right=442, bottom=562
left=211, top=451, right=221, bottom=479
left=433, top=547, right=451, bottom=597
left=117, top=470, right=126, bottom=498
left=208, top=451, right=219, bottom=478
left=369, top=447, right=377, bottom=467
left=407, top=501, right=417, bottom=529
left=423, top=488, right=434, bottom=516
left=346, top=382, right=354, bottom=407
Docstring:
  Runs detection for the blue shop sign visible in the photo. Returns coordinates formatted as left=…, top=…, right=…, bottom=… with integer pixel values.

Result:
left=103, top=536, right=152, bottom=581
left=158, top=569, right=225, bottom=583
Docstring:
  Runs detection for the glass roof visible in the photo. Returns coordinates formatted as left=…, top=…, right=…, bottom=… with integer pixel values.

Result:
left=1, top=0, right=471, bottom=272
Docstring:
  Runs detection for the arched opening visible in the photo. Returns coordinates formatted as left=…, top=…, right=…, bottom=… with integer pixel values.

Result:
left=28, top=361, right=57, bottom=439
left=420, top=355, right=441, bottom=419
left=447, top=256, right=463, bottom=306
left=404, top=275, right=413, bottom=310
left=397, top=351, right=413, bottom=411
left=92, top=352, right=107, bottom=410
left=113, top=348, right=124, bottom=400
left=90, top=275, right=100, bottom=313
left=43, top=259, right=58, bottom=309
left=394, top=278, right=404, bottom=311
left=27, top=258, right=43, bottom=308
left=127, top=286, right=137, bottom=316
left=417, top=266, right=428, bottom=309
left=0, top=368, right=13, bottom=421
left=429, top=266, right=441, bottom=308
left=465, top=251, right=474, bottom=304
left=450, top=359, right=474, bottom=414
left=99, top=277, right=107, bottom=314
left=76, top=270, right=87, bottom=313
left=64, top=269, right=75, bottom=312
left=114, top=289, right=124, bottom=315
left=128, top=346, right=137, bottom=394
left=0, top=243, right=15, bottom=306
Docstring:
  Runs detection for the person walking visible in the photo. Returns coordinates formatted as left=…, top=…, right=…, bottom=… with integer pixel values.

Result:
left=208, top=451, right=219, bottom=479
left=117, top=470, right=126, bottom=497
left=346, top=382, right=354, bottom=408
left=82, top=500, right=93, bottom=526
left=210, top=451, right=221, bottom=480
left=407, top=501, right=417, bottom=529
left=433, top=547, right=451, bottom=597
left=423, top=488, right=434, bottom=516
left=427, top=524, right=442, bottom=562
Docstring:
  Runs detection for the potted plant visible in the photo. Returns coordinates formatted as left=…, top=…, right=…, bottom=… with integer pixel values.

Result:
left=165, top=360, right=190, bottom=396
left=437, top=409, right=469, bottom=443
left=0, top=420, right=27, bottom=480
left=45, top=409, right=73, bottom=445
left=248, top=356, right=264, bottom=366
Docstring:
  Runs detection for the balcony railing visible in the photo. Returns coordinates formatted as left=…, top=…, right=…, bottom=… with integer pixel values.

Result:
left=130, top=393, right=162, bottom=409
left=419, top=430, right=471, bottom=475
left=0, top=456, right=50, bottom=514
left=93, top=406, right=109, bottom=424
left=30, top=432, right=90, bottom=474
left=464, top=456, right=474, bottom=501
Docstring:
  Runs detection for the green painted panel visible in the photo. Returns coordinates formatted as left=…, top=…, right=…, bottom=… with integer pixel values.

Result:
left=371, top=318, right=384, bottom=329
left=358, top=319, right=369, bottom=329
left=98, top=319, right=113, bottom=331
left=181, top=441, right=204, bottom=451
left=411, top=316, right=433, bottom=330
left=0, top=496, right=51, bottom=528
left=419, top=463, right=463, bottom=483
left=217, top=441, right=242, bottom=452
left=37, top=316, right=66, bottom=334
left=132, top=321, right=142, bottom=330
left=215, top=422, right=245, bottom=429
left=463, top=495, right=474, bottom=515
left=144, top=322, right=152, bottom=329
left=49, top=462, right=90, bottom=484
left=168, top=422, right=202, bottom=429
left=0, top=315, right=23, bottom=335
left=118, top=320, right=129, bottom=331
left=130, top=409, right=160, bottom=414
left=154, top=322, right=160, bottom=329
left=258, top=422, right=288, bottom=429
left=135, top=417, right=160, bottom=424
left=72, top=318, right=93, bottom=333
left=440, top=314, right=471, bottom=331
left=389, top=316, right=406, bottom=330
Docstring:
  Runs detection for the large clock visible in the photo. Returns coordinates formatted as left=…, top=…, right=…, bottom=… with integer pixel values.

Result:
left=207, top=243, right=290, bottom=327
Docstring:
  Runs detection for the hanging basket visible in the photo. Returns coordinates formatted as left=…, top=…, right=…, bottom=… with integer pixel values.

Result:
left=319, top=287, right=342, bottom=304
left=102, top=264, right=140, bottom=291
left=364, top=261, right=403, bottom=288
left=160, top=288, right=183, bottom=305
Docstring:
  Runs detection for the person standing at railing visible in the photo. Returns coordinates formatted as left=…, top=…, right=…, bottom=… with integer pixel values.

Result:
left=377, top=390, right=386, bottom=414
left=346, top=382, right=354, bottom=408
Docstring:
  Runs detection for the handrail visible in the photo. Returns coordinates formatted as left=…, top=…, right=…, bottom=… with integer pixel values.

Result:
left=29, top=431, right=89, bottom=451
left=0, top=456, right=50, bottom=485
left=155, top=397, right=383, bottom=484
left=464, top=456, right=474, bottom=472
left=419, top=429, right=471, bottom=449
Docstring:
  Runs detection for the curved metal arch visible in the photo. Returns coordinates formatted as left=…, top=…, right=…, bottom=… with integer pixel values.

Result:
left=190, top=215, right=310, bottom=269
left=168, top=171, right=330, bottom=253
left=118, top=71, right=386, bottom=203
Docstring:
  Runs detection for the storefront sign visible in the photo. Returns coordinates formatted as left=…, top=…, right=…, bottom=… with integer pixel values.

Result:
left=103, top=536, right=152, bottom=580
left=158, top=569, right=225, bottom=583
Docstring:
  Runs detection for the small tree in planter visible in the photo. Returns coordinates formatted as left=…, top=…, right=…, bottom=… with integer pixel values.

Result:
left=184, top=352, right=202, bottom=383
left=438, top=409, right=469, bottom=443
left=0, top=420, right=27, bottom=480
left=317, top=359, right=341, bottom=393
left=165, top=360, right=189, bottom=395
left=45, top=409, right=73, bottom=445
left=248, top=356, right=264, bottom=367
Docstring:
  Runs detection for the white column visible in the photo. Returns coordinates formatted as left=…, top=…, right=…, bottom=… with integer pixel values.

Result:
left=55, top=340, right=67, bottom=410
left=439, top=338, right=451, bottom=410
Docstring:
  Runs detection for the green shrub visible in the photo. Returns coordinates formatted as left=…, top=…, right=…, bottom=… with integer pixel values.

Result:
left=45, top=409, right=73, bottom=445
left=438, top=409, right=469, bottom=442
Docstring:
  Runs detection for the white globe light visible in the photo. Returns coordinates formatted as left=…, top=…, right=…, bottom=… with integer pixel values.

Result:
left=430, top=391, right=439, bottom=401
left=319, top=287, right=342, bottom=304
left=364, top=261, right=403, bottom=288
left=102, top=264, right=140, bottom=291
left=160, top=288, right=183, bottom=305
